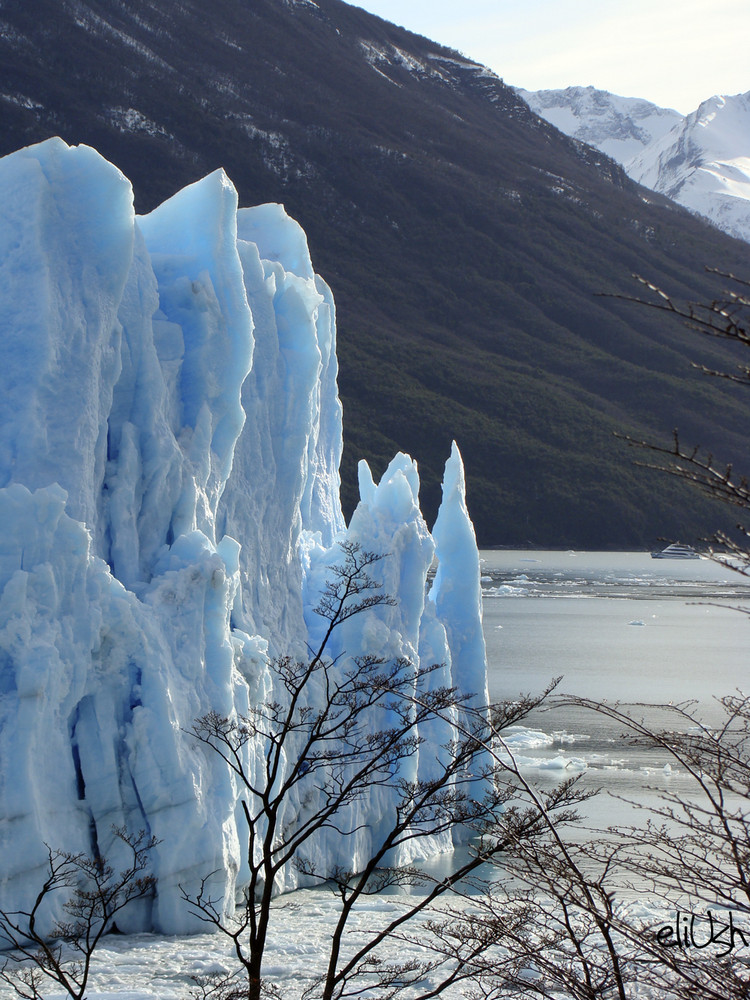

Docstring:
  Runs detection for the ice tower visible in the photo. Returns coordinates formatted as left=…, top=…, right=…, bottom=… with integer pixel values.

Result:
left=0, top=139, right=488, bottom=933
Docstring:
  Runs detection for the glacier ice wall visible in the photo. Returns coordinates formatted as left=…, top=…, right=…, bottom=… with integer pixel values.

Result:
left=0, top=139, right=487, bottom=935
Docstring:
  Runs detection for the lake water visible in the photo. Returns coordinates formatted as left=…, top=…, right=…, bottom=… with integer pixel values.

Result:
left=481, top=549, right=749, bottom=703
left=478, top=549, right=750, bottom=823
left=25, top=553, right=750, bottom=996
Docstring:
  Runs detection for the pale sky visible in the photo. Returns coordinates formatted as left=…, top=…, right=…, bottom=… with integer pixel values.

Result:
left=350, top=0, right=750, bottom=115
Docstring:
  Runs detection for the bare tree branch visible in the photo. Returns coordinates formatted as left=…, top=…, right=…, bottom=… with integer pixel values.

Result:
left=0, top=828, right=157, bottom=1000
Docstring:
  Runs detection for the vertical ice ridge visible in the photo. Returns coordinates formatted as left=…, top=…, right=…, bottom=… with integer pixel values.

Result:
left=105, top=224, right=184, bottom=585
left=0, top=139, right=488, bottom=934
left=138, top=168, right=254, bottom=542
left=298, top=453, right=440, bottom=873
left=0, top=138, right=134, bottom=537
left=430, top=441, right=489, bottom=707
left=218, top=204, right=345, bottom=652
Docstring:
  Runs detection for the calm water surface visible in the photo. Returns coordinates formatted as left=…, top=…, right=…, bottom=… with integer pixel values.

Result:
left=479, top=550, right=750, bottom=820
left=482, top=549, right=748, bottom=703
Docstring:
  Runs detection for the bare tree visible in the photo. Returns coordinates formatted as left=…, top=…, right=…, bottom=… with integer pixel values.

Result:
left=460, top=271, right=750, bottom=998
left=396, top=685, right=750, bottom=999
left=0, top=827, right=157, bottom=1000
left=380, top=693, right=635, bottom=1000
left=377, top=272, right=750, bottom=999
left=184, top=544, right=587, bottom=1000
left=558, top=694, right=750, bottom=1000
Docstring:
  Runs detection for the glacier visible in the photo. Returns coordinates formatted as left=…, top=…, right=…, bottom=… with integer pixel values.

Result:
left=0, top=139, right=488, bottom=935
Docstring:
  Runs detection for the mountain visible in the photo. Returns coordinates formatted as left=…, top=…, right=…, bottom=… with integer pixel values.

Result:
left=516, top=85, right=682, bottom=165
left=2, top=0, right=750, bottom=548
left=628, top=93, right=750, bottom=244
left=520, top=86, right=750, bottom=245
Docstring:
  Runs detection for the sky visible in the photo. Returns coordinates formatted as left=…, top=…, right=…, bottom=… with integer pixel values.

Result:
left=350, top=0, right=750, bottom=115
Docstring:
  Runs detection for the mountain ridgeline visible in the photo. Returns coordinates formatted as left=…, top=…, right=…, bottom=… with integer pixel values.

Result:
left=2, top=0, right=750, bottom=547
left=519, top=86, right=750, bottom=244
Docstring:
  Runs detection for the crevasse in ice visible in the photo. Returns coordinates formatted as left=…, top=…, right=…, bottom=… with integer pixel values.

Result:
left=0, top=139, right=487, bottom=934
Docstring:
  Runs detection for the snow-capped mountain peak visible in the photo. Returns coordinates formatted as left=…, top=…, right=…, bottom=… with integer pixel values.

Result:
left=516, top=85, right=682, bottom=166
left=626, top=91, right=750, bottom=242
left=518, top=84, right=750, bottom=244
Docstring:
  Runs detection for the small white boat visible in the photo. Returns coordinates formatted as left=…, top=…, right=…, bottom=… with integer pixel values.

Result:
left=650, top=543, right=701, bottom=560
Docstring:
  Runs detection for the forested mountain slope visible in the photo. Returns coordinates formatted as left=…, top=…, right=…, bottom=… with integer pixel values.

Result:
left=2, top=0, right=749, bottom=546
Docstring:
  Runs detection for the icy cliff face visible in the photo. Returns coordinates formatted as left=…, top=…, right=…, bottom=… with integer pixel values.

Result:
left=0, top=139, right=487, bottom=935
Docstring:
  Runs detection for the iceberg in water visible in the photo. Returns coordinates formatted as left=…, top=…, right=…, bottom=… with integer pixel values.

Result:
left=0, top=138, right=488, bottom=934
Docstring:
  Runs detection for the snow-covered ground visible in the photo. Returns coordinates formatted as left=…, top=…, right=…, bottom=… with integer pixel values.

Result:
left=1, top=883, right=671, bottom=1000
left=2, top=891, right=451, bottom=999
left=8, top=891, right=411, bottom=998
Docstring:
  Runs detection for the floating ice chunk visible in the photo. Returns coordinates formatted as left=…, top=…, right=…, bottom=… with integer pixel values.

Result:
left=483, top=584, right=528, bottom=597
left=500, top=753, right=587, bottom=771
left=553, top=731, right=591, bottom=744
left=539, top=755, right=587, bottom=771
left=501, top=727, right=555, bottom=749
